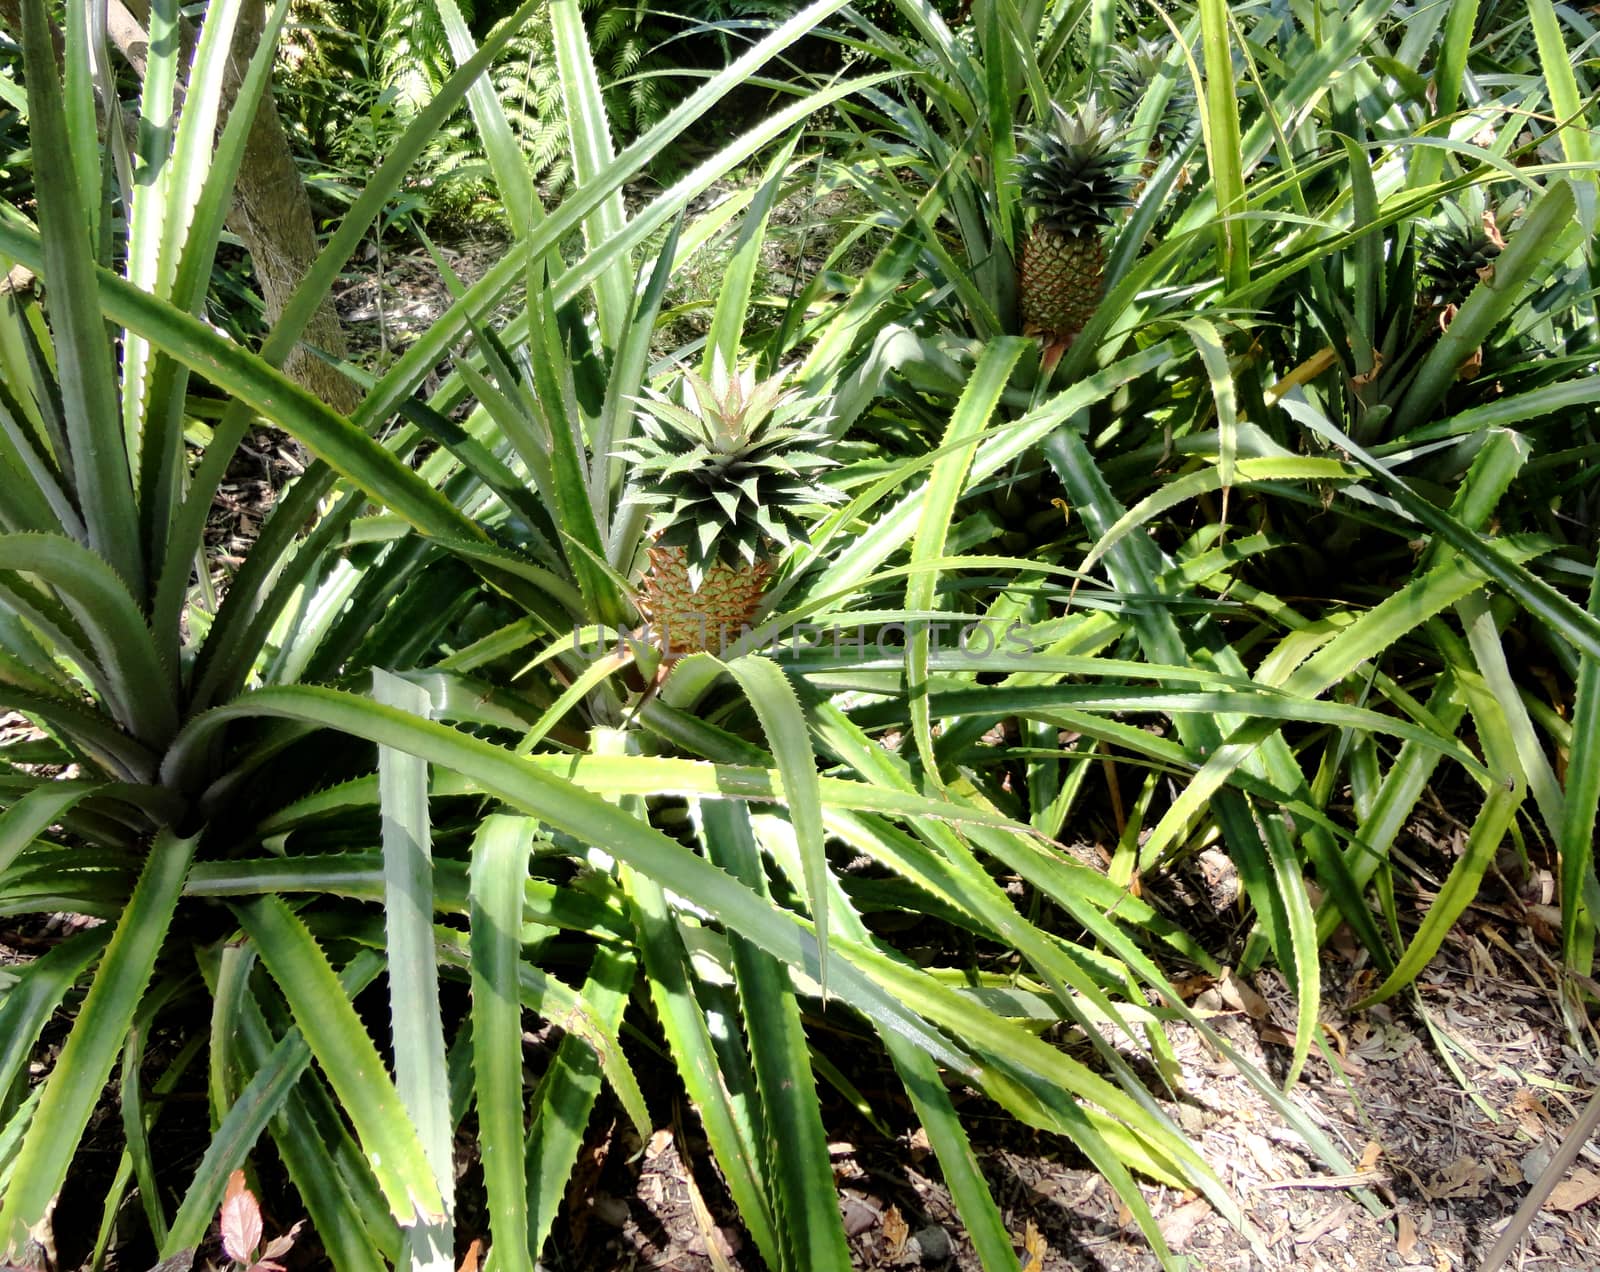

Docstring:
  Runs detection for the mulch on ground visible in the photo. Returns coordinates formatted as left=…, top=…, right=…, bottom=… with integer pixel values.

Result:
left=546, top=898, right=1599, bottom=1271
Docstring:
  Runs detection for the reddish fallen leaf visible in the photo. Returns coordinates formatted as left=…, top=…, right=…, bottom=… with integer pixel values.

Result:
left=258, top=1220, right=303, bottom=1263
left=220, top=1171, right=263, bottom=1265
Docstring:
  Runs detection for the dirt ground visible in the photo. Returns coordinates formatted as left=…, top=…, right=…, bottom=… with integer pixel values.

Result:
left=548, top=900, right=1600, bottom=1272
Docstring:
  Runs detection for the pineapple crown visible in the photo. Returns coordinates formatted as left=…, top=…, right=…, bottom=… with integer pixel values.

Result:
left=616, top=357, right=844, bottom=589
left=1105, top=37, right=1199, bottom=153
left=1017, top=98, right=1136, bottom=237
left=1419, top=205, right=1505, bottom=309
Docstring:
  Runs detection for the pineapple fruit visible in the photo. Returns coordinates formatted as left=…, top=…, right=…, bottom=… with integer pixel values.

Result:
left=1419, top=209, right=1504, bottom=315
left=617, top=359, right=841, bottom=657
left=1416, top=206, right=1505, bottom=380
left=1016, top=99, right=1135, bottom=342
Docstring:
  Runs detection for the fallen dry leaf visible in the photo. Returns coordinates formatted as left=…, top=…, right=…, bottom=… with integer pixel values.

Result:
left=457, top=1239, right=482, bottom=1272
left=1426, top=1155, right=1489, bottom=1200
left=1294, top=1201, right=1354, bottom=1245
left=1022, top=1218, right=1049, bottom=1272
left=882, top=1205, right=910, bottom=1258
left=1219, top=970, right=1271, bottom=1021
left=1242, top=1132, right=1279, bottom=1176
left=841, top=1193, right=879, bottom=1238
left=1170, top=974, right=1216, bottom=1001
left=1545, top=1166, right=1600, bottom=1213
left=1508, top=1089, right=1549, bottom=1140
left=1157, top=1198, right=1211, bottom=1251
left=1396, top=1210, right=1417, bottom=1257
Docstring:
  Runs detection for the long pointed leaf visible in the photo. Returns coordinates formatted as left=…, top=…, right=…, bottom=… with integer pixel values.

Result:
left=234, top=896, right=446, bottom=1226
left=468, top=815, right=536, bottom=1272
left=0, top=831, right=195, bottom=1249
left=375, top=670, right=454, bottom=1267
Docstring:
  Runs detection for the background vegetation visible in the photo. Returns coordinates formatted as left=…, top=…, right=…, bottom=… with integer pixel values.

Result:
left=0, top=0, right=1594, bottom=1269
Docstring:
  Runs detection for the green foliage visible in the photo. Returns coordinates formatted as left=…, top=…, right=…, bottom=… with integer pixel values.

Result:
left=2, top=2, right=1600, bottom=1271
left=278, top=0, right=744, bottom=226
left=0, top=34, right=28, bottom=210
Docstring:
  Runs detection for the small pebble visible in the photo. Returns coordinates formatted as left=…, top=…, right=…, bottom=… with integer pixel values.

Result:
left=912, top=1223, right=952, bottom=1265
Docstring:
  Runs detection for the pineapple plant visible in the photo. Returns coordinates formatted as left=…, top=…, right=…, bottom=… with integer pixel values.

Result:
left=1016, top=99, right=1136, bottom=342
left=618, top=358, right=842, bottom=657
left=1106, top=36, right=1198, bottom=171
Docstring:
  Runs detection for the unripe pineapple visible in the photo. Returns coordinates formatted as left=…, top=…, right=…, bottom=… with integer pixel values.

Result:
left=1416, top=206, right=1506, bottom=378
left=1016, top=99, right=1135, bottom=341
left=1419, top=209, right=1504, bottom=312
left=616, top=359, right=842, bottom=657
left=1106, top=37, right=1198, bottom=162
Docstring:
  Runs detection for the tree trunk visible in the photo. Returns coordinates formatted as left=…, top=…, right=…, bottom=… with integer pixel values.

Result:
left=219, top=0, right=359, bottom=414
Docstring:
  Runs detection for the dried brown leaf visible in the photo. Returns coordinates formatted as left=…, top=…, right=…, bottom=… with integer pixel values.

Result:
left=1157, top=1198, right=1211, bottom=1251
left=882, top=1205, right=910, bottom=1258
left=1396, top=1210, right=1417, bottom=1257
left=1021, top=1219, right=1048, bottom=1272
left=1219, top=971, right=1270, bottom=1021
left=1508, top=1089, right=1549, bottom=1140
left=1545, top=1167, right=1600, bottom=1213
left=1426, top=1156, right=1489, bottom=1200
